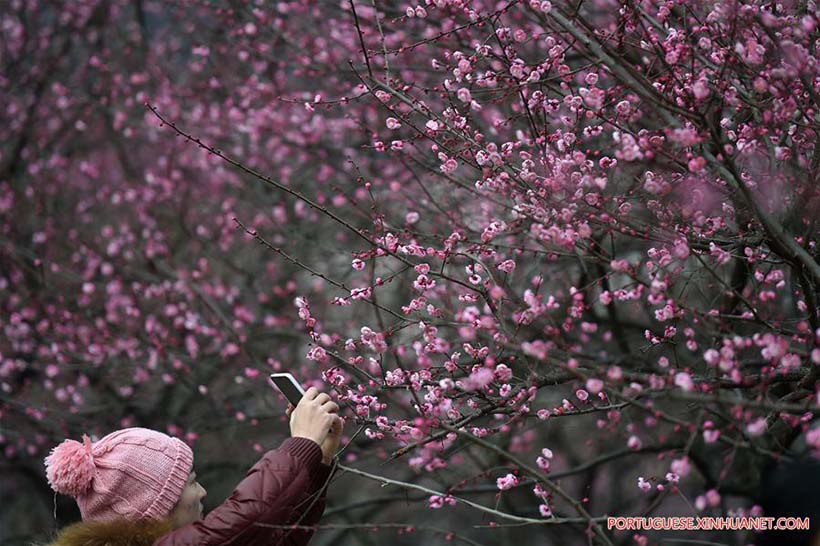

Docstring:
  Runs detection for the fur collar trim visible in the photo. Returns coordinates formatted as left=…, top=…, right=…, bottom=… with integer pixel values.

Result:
left=43, top=518, right=174, bottom=546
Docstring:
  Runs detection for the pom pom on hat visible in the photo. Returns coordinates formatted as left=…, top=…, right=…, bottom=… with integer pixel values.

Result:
left=45, top=434, right=96, bottom=497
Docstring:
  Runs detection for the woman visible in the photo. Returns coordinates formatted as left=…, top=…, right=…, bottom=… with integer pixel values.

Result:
left=40, top=387, right=343, bottom=546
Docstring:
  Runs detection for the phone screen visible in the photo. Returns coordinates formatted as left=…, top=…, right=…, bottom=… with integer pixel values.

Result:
left=270, top=374, right=305, bottom=406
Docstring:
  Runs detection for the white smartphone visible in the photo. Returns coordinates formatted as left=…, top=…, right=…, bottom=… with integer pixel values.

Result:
left=269, top=372, right=306, bottom=406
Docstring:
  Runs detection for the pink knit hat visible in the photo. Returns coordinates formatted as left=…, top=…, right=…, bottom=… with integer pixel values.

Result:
left=44, top=427, right=194, bottom=522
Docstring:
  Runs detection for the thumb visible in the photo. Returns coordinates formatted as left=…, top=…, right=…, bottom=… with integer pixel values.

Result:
left=330, top=415, right=344, bottom=435
left=287, top=404, right=295, bottom=428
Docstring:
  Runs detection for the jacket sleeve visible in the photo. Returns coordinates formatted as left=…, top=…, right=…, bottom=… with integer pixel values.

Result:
left=270, top=457, right=336, bottom=546
left=154, top=437, right=332, bottom=546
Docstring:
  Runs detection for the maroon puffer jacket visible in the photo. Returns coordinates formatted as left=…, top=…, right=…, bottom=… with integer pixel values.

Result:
left=154, top=437, right=334, bottom=546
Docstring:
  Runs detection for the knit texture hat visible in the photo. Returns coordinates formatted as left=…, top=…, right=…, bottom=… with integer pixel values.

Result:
left=44, top=427, right=194, bottom=522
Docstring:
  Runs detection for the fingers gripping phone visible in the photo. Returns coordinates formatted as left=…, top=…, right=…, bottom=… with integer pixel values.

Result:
left=270, top=373, right=337, bottom=437
left=269, top=372, right=306, bottom=406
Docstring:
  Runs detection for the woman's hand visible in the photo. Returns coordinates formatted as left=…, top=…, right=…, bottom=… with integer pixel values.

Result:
left=320, top=413, right=344, bottom=465
left=286, top=387, right=342, bottom=460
